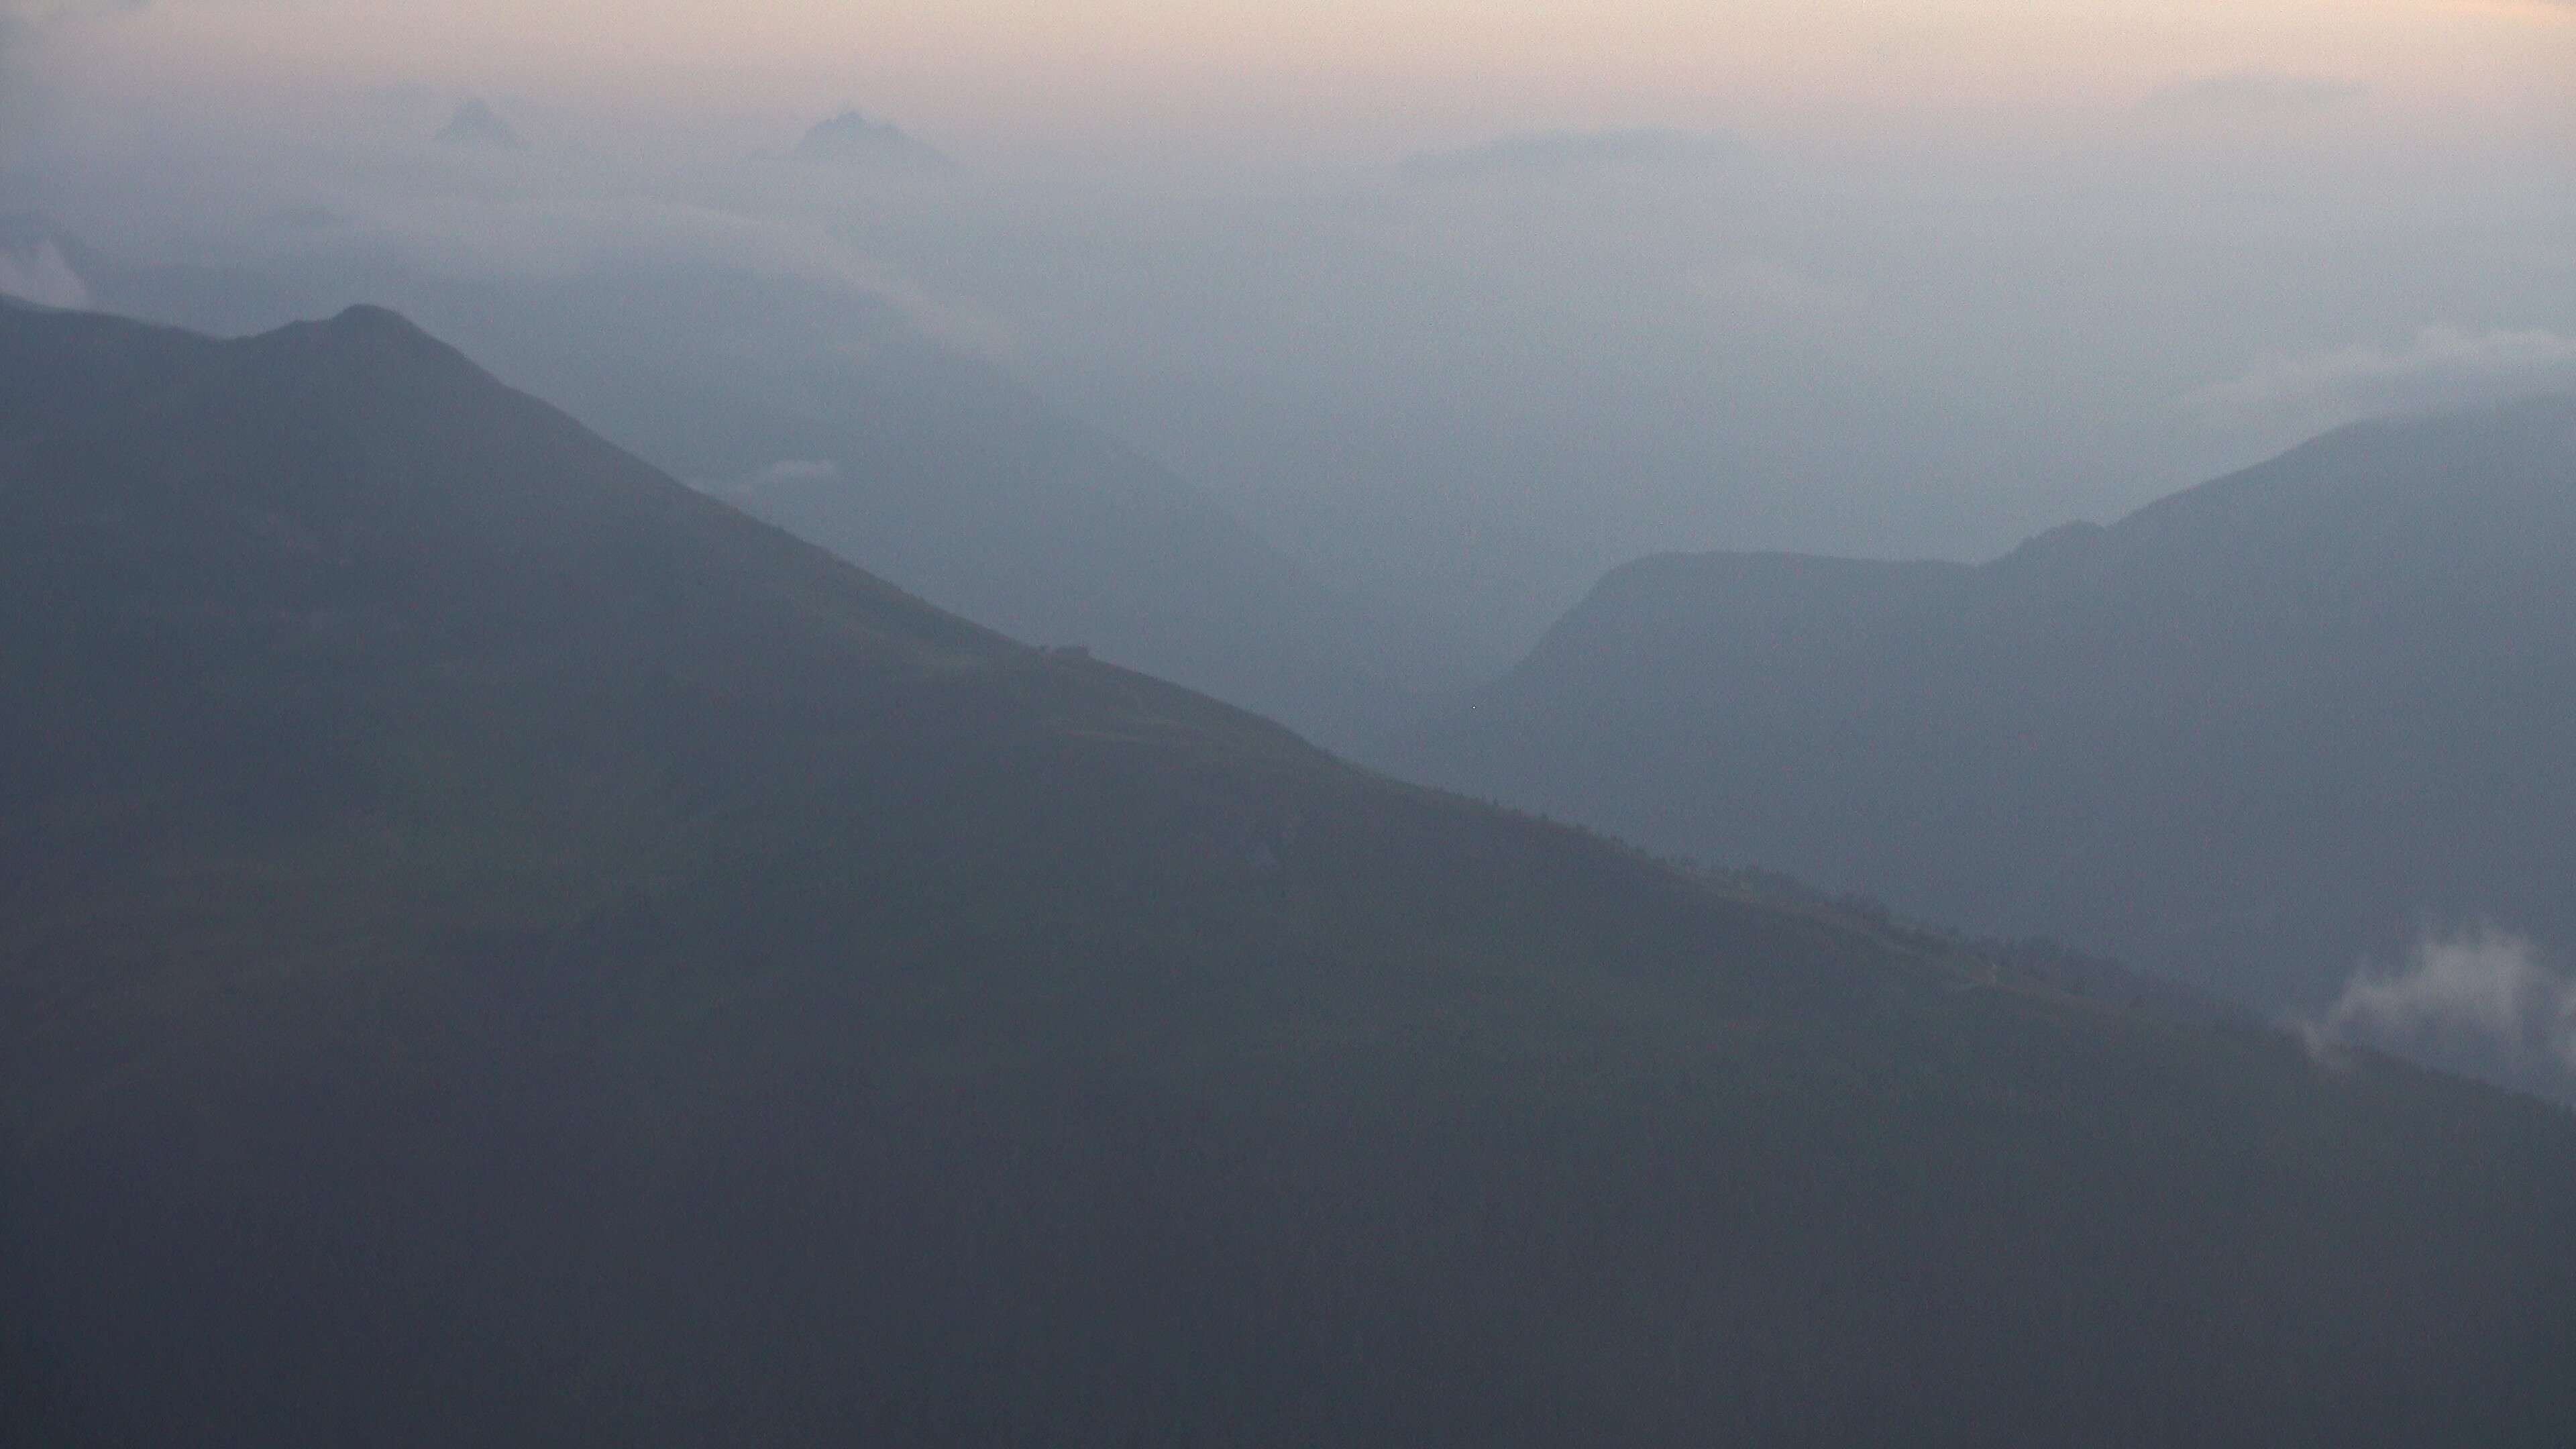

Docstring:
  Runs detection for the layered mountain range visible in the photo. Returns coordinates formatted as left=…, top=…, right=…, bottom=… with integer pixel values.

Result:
left=4, top=300, right=2573, bottom=1445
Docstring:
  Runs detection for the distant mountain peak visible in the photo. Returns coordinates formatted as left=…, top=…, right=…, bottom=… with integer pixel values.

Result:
left=326, top=302, right=428, bottom=336
left=273, top=304, right=466, bottom=367
left=437, top=98, right=527, bottom=151
left=792, top=109, right=953, bottom=171
left=214, top=305, right=513, bottom=413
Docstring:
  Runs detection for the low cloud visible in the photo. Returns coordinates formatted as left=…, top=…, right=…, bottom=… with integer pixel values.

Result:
left=0, top=238, right=89, bottom=309
left=2143, top=69, right=2369, bottom=117
left=1401, top=128, right=1737, bottom=184
left=2182, top=325, right=2576, bottom=425
left=2305, top=927, right=2576, bottom=1102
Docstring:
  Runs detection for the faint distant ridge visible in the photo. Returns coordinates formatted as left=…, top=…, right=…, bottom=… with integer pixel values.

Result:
left=1409, top=390, right=2576, bottom=1040
left=1401, top=127, right=1737, bottom=183
left=793, top=109, right=954, bottom=172
left=437, top=98, right=527, bottom=151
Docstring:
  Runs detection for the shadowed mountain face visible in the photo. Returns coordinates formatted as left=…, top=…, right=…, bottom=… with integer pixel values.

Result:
left=19, top=221, right=1453, bottom=754
left=1409, top=396, right=2576, bottom=1015
left=4, top=303, right=2574, bottom=1446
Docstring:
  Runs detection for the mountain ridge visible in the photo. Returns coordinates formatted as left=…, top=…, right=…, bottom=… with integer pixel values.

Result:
left=1413, top=391, right=2576, bottom=1027
left=6, top=303, right=2573, bottom=1446
left=18, top=225, right=1448, bottom=751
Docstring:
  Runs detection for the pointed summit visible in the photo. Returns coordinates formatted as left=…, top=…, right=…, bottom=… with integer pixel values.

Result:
left=437, top=98, right=526, bottom=151
left=325, top=303, right=430, bottom=337
left=792, top=109, right=953, bottom=172
left=306, top=304, right=464, bottom=363
left=244, top=305, right=480, bottom=379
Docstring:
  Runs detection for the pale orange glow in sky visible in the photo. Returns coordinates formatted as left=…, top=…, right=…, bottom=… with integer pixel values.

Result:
left=33, top=0, right=2576, bottom=154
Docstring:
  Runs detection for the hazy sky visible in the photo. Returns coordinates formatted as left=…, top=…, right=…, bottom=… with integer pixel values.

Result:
left=5, top=0, right=2573, bottom=643
left=12, top=0, right=2572, bottom=158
